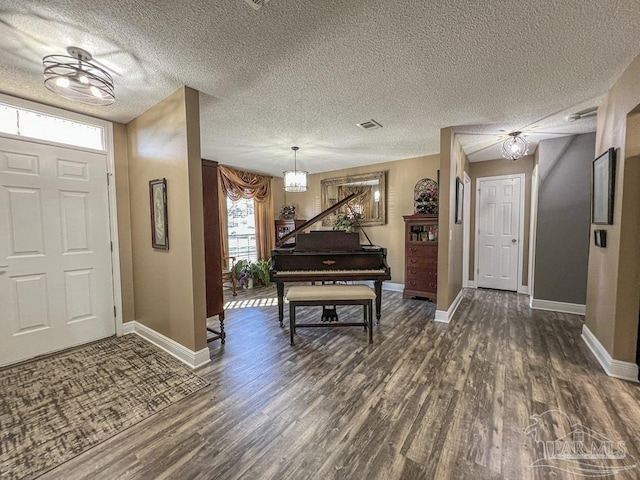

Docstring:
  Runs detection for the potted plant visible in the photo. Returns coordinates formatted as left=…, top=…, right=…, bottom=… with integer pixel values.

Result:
left=243, top=259, right=271, bottom=288
left=232, top=259, right=250, bottom=288
left=252, top=258, right=271, bottom=287
left=232, top=259, right=272, bottom=289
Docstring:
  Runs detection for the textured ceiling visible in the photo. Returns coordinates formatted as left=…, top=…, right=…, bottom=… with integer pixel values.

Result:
left=1, top=1, right=640, bottom=175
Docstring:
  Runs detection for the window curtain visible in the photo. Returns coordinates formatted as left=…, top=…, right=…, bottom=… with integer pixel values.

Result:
left=217, top=165, right=275, bottom=261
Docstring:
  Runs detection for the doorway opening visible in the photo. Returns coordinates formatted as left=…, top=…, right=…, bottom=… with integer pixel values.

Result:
left=474, top=174, right=525, bottom=292
left=0, top=94, right=119, bottom=367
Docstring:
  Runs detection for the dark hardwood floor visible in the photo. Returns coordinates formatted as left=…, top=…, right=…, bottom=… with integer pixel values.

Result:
left=43, top=286, right=640, bottom=480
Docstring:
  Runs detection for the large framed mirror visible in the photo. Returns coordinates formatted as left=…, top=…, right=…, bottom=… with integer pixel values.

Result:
left=321, top=171, right=387, bottom=227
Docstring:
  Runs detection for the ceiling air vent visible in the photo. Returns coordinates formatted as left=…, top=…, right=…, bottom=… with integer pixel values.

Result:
left=357, top=119, right=383, bottom=130
left=244, top=0, right=270, bottom=10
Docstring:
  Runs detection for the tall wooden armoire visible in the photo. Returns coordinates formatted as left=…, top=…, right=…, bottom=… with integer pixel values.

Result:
left=403, top=214, right=438, bottom=301
left=202, top=159, right=225, bottom=343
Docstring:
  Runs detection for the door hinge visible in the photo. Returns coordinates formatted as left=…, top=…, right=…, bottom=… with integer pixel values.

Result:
left=110, top=241, right=113, bottom=252
left=113, top=305, right=117, bottom=317
left=106, top=173, right=110, bottom=185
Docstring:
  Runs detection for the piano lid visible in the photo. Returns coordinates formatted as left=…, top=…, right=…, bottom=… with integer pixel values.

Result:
left=275, top=192, right=364, bottom=247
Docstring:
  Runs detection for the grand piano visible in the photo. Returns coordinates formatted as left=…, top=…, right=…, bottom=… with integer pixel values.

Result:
left=269, top=194, right=391, bottom=326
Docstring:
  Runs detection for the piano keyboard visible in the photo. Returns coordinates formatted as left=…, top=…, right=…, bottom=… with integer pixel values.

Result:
left=273, top=269, right=386, bottom=276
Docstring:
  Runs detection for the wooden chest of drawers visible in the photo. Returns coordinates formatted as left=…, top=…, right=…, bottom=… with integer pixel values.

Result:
left=403, top=214, right=438, bottom=300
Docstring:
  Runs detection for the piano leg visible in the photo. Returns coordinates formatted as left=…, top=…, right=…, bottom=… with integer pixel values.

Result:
left=276, top=281, right=285, bottom=327
left=374, top=280, right=382, bottom=323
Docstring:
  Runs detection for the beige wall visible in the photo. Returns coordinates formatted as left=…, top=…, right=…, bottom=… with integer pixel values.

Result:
left=113, top=123, right=135, bottom=322
left=436, top=129, right=452, bottom=310
left=287, top=154, right=439, bottom=284
left=272, top=176, right=285, bottom=213
left=184, top=88, right=207, bottom=348
left=437, top=129, right=466, bottom=310
left=126, top=87, right=207, bottom=352
left=468, top=156, right=534, bottom=286
left=586, top=52, right=640, bottom=362
left=616, top=109, right=640, bottom=360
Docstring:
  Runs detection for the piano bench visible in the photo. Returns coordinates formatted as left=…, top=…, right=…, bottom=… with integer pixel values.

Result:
left=286, top=285, right=376, bottom=346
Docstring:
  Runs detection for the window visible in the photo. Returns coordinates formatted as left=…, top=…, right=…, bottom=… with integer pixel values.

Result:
left=227, top=197, right=257, bottom=262
left=0, top=103, right=104, bottom=151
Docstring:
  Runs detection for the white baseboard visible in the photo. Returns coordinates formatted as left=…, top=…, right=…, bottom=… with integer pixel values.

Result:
left=121, top=321, right=211, bottom=369
left=465, top=280, right=477, bottom=289
left=531, top=298, right=586, bottom=315
left=581, top=325, right=638, bottom=382
left=382, top=282, right=403, bottom=293
left=518, top=284, right=530, bottom=295
left=434, top=288, right=465, bottom=324
left=121, top=321, right=135, bottom=335
left=356, top=280, right=403, bottom=293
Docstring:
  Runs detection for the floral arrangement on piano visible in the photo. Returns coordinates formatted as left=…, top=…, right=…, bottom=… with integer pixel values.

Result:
left=332, top=212, right=362, bottom=233
left=414, top=178, right=438, bottom=214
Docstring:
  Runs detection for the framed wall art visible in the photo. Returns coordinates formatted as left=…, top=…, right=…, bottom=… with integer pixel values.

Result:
left=320, top=171, right=386, bottom=227
left=592, top=148, right=616, bottom=225
left=455, top=176, right=463, bottom=224
left=149, top=178, right=169, bottom=250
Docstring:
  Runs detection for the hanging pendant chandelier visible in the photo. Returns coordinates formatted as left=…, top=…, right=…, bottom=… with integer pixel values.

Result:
left=501, top=131, right=529, bottom=160
left=283, top=146, right=308, bottom=192
left=43, top=47, right=115, bottom=106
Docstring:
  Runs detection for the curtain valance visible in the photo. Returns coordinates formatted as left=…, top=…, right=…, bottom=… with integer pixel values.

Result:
left=218, top=165, right=272, bottom=203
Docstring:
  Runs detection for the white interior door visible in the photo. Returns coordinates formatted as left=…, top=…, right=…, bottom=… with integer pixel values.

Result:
left=477, top=176, right=521, bottom=291
left=0, top=136, right=115, bottom=366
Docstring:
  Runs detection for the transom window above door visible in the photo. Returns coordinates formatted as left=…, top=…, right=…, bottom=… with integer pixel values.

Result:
left=0, top=103, right=105, bottom=151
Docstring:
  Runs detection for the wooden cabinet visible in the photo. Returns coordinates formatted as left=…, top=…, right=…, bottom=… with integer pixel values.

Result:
left=403, top=214, right=438, bottom=300
left=202, top=159, right=225, bottom=343
left=275, top=219, right=306, bottom=245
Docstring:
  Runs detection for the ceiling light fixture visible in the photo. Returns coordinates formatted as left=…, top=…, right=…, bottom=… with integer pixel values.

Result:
left=43, top=47, right=115, bottom=106
left=501, top=132, right=529, bottom=161
left=283, top=146, right=308, bottom=193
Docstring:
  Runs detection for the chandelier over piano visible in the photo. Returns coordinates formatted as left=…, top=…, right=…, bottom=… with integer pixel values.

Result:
left=283, top=146, right=308, bottom=192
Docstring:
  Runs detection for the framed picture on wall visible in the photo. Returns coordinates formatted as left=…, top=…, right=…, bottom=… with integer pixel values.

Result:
left=455, top=177, right=463, bottom=224
left=592, top=148, right=616, bottom=225
left=149, top=178, right=169, bottom=250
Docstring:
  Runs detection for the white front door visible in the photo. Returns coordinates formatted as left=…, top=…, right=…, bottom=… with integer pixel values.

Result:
left=477, top=176, right=521, bottom=291
left=0, top=137, right=115, bottom=366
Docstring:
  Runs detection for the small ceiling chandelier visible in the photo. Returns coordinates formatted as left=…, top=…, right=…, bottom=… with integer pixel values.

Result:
left=283, top=146, right=308, bottom=193
left=501, top=131, right=529, bottom=161
left=43, top=46, right=115, bottom=106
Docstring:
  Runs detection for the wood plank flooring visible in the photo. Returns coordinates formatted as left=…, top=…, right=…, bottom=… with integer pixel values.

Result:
left=41, top=287, right=640, bottom=480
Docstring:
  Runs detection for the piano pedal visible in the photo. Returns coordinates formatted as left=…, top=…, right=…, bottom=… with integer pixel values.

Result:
left=321, top=306, right=339, bottom=323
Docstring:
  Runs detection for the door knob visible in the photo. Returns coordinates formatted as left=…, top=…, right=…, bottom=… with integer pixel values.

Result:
left=511, top=239, right=516, bottom=243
